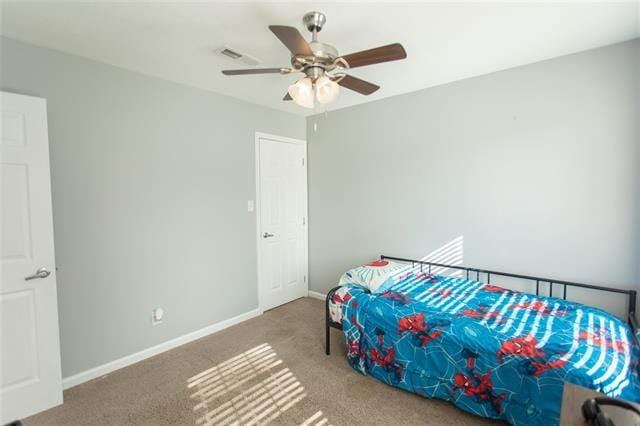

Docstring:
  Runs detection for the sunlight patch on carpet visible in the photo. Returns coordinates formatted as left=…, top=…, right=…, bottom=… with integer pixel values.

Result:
left=188, top=343, right=330, bottom=425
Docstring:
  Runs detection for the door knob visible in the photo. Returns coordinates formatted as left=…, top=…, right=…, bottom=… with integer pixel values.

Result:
left=25, top=267, right=51, bottom=281
left=263, top=232, right=275, bottom=238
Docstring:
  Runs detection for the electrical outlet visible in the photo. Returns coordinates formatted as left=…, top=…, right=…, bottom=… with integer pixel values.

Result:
left=151, top=307, right=164, bottom=326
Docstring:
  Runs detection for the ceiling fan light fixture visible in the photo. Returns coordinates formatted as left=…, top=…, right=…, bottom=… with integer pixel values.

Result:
left=315, top=75, right=340, bottom=104
left=288, top=77, right=314, bottom=108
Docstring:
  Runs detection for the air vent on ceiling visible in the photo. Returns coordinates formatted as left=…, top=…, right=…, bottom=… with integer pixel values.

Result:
left=215, top=46, right=261, bottom=66
left=221, top=48, right=242, bottom=59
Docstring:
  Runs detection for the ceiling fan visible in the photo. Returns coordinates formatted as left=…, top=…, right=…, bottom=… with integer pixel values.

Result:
left=221, top=11, right=407, bottom=108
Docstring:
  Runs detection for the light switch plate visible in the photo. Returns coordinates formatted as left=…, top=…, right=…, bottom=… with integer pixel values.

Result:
left=152, top=308, right=164, bottom=326
left=247, top=200, right=255, bottom=212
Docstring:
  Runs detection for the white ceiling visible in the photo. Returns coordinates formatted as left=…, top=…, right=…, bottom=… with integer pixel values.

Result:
left=1, top=1, right=638, bottom=117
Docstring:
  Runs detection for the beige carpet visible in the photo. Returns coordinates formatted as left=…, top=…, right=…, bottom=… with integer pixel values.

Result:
left=26, top=297, right=503, bottom=425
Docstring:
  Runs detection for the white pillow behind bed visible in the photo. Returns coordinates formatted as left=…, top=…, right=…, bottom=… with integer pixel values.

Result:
left=338, top=260, right=406, bottom=292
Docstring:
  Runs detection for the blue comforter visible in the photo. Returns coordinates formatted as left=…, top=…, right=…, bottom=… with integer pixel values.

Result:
left=340, top=272, right=640, bottom=425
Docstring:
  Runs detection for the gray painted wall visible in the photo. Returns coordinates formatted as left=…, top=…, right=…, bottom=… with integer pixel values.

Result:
left=308, top=39, right=639, bottom=318
left=0, top=37, right=305, bottom=377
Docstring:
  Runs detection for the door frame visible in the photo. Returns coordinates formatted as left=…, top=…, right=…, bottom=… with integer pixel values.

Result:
left=254, top=132, right=308, bottom=313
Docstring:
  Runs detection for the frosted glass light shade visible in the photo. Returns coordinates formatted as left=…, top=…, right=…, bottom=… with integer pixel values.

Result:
left=315, top=76, right=340, bottom=104
left=288, top=77, right=314, bottom=108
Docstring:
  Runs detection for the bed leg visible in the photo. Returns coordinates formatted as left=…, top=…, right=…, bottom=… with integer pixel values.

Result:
left=325, top=286, right=342, bottom=355
left=325, top=319, right=331, bottom=355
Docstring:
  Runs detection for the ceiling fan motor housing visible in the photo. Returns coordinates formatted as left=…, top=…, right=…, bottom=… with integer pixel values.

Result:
left=291, top=41, right=339, bottom=75
left=310, top=42, right=338, bottom=61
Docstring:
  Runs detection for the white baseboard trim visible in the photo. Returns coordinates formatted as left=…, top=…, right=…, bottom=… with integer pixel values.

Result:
left=307, top=290, right=326, bottom=300
left=62, top=308, right=262, bottom=390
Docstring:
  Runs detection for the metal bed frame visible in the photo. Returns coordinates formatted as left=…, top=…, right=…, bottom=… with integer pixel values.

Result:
left=325, top=254, right=638, bottom=355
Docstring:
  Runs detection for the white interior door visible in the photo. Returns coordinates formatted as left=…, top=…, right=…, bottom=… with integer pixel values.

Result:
left=1, top=92, right=62, bottom=423
left=257, top=134, right=307, bottom=311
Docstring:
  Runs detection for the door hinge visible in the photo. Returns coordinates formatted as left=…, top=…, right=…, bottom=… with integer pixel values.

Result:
left=302, top=217, right=306, bottom=226
left=304, top=275, right=307, bottom=283
left=302, top=158, right=305, bottom=166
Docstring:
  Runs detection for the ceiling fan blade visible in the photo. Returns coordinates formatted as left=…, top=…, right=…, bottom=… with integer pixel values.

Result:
left=283, top=92, right=292, bottom=101
left=269, top=25, right=314, bottom=56
left=222, top=68, right=285, bottom=75
left=340, top=43, right=407, bottom=69
left=337, top=75, right=380, bottom=95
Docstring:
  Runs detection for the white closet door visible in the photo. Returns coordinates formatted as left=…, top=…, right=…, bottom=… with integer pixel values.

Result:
left=257, top=134, right=308, bottom=311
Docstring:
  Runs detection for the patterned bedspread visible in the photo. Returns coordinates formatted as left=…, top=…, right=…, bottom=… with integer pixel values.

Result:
left=339, top=269, right=640, bottom=425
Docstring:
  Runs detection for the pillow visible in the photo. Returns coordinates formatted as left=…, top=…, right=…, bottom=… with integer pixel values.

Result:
left=338, top=259, right=407, bottom=292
